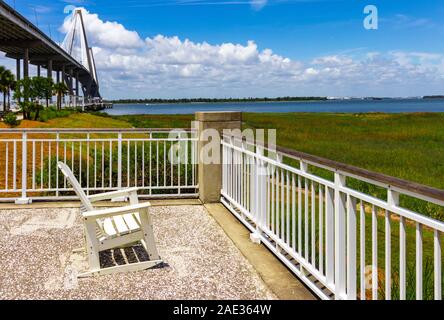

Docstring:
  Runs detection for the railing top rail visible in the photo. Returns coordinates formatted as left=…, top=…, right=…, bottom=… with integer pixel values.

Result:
left=276, top=144, right=444, bottom=202
left=0, top=128, right=193, bottom=133
left=223, top=133, right=444, bottom=203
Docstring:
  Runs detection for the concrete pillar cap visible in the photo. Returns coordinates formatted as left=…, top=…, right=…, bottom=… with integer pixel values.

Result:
left=195, top=111, right=242, bottom=122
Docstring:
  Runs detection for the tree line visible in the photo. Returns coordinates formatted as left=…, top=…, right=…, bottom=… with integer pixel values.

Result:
left=0, top=65, right=70, bottom=120
left=108, top=96, right=328, bottom=104
left=423, top=95, right=444, bottom=99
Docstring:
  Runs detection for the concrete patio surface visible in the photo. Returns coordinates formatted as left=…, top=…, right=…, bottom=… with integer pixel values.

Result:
left=0, top=204, right=276, bottom=300
left=205, top=203, right=316, bottom=300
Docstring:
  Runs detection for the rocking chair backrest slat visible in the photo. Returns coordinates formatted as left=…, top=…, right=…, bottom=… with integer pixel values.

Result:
left=57, top=161, right=94, bottom=212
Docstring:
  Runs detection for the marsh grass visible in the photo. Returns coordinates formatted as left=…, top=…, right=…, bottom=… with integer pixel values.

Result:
left=36, top=137, right=197, bottom=197
left=112, top=112, right=444, bottom=190
left=242, top=112, right=444, bottom=190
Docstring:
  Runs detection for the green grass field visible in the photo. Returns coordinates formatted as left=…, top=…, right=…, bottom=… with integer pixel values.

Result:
left=243, top=113, right=444, bottom=190
left=29, top=111, right=444, bottom=208
left=108, top=112, right=444, bottom=190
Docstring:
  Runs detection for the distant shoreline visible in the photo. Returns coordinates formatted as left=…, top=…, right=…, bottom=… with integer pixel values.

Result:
left=106, top=96, right=444, bottom=104
left=111, top=100, right=327, bottom=105
left=106, top=97, right=327, bottom=104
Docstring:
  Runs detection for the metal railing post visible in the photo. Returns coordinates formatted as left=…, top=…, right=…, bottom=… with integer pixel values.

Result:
left=118, top=132, right=122, bottom=189
left=56, top=132, right=60, bottom=197
left=300, top=160, right=309, bottom=276
left=325, top=183, right=335, bottom=288
left=346, top=194, right=357, bottom=299
left=250, top=144, right=265, bottom=244
left=385, top=188, right=399, bottom=300
left=15, top=132, right=31, bottom=204
left=230, top=135, right=237, bottom=210
left=112, top=132, right=125, bottom=202
left=334, top=170, right=346, bottom=299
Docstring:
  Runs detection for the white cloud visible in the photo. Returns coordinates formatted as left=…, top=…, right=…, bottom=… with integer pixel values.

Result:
left=60, top=8, right=144, bottom=50
left=91, top=33, right=444, bottom=98
left=251, top=0, right=268, bottom=11
left=1, top=8, right=440, bottom=99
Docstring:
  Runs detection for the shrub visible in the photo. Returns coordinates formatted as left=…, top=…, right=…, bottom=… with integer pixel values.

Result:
left=32, top=106, right=77, bottom=122
left=38, top=113, right=49, bottom=122
left=3, top=112, right=20, bottom=127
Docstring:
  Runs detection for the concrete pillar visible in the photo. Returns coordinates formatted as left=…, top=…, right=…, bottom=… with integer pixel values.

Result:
left=56, top=70, right=60, bottom=83
left=69, top=68, right=74, bottom=107
left=75, top=71, right=79, bottom=96
left=23, top=49, right=29, bottom=102
left=16, top=58, right=21, bottom=80
left=195, top=111, right=242, bottom=203
left=46, top=60, right=53, bottom=104
left=61, top=66, right=66, bottom=107
left=47, top=59, right=53, bottom=79
left=23, top=48, right=29, bottom=78
left=16, top=59, right=21, bottom=103
left=69, top=68, right=73, bottom=94
left=37, top=65, right=40, bottom=77
left=61, top=65, right=65, bottom=84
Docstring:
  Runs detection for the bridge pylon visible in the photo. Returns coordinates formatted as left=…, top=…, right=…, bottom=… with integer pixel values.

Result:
left=61, top=8, right=100, bottom=99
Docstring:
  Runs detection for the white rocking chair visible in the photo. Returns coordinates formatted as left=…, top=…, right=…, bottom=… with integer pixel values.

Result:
left=57, top=161, right=162, bottom=278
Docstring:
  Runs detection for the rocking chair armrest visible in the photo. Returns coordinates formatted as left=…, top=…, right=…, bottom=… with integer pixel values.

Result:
left=87, top=187, right=140, bottom=203
left=82, top=202, right=151, bottom=220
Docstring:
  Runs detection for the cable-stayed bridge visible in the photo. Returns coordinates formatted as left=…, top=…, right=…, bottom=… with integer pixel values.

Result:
left=0, top=2, right=101, bottom=105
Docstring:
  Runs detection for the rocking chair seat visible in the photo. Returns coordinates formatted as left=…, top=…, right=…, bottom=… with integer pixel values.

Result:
left=101, top=212, right=141, bottom=238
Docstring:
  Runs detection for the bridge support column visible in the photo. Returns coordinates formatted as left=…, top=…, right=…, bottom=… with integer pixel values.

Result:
left=61, top=66, right=66, bottom=107
left=37, top=65, right=40, bottom=77
left=47, top=59, right=53, bottom=79
left=23, top=47, right=29, bottom=79
left=56, top=71, right=60, bottom=83
left=23, top=48, right=29, bottom=102
left=75, top=72, right=80, bottom=109
left=69, top=68, right=73, bottom=94
left=47, top=60, right=53, bottom=104
left=69, top=68, right=73, bottom=107
left=75, top=71, right=79, bottom=96
left=61, top=65, right=65, bottom=84
left=16, top=59, right=21, bottom=103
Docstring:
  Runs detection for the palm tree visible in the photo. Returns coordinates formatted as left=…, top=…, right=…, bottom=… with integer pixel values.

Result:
left=0, top=65, right=6, bottom=112
left=0, top=67, right=15, bottom=112
left=8, top=78, right=16, bottom=110
left=53, top=82, right=69, bottom=110
left=2, top=70, right=15, bottom=112
left=14, top=78, right=36, bottom=120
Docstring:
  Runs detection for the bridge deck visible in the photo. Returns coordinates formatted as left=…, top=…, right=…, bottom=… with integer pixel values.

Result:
left=0, top=2, right=99, bottom=98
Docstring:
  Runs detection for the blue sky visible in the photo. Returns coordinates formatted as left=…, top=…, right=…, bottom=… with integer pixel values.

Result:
left=2, top=0, right=444, bottom=98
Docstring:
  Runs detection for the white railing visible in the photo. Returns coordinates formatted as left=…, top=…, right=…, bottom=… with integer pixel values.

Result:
left=61, top=95, right=84, bottom=109
left=0, top=128, right=197, bottom=202
left=221, top=134, right=444, bottom=300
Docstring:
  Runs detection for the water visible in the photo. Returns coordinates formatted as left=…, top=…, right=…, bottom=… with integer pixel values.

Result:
left=104, top=99, right=444, bottom=115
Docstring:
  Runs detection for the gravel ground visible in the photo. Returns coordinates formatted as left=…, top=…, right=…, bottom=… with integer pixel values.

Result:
left=0, top=205, right=276, bottom=300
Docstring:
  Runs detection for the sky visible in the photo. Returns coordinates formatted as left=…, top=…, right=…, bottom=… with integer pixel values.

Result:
left=2, top=0, right=444, bottom=99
